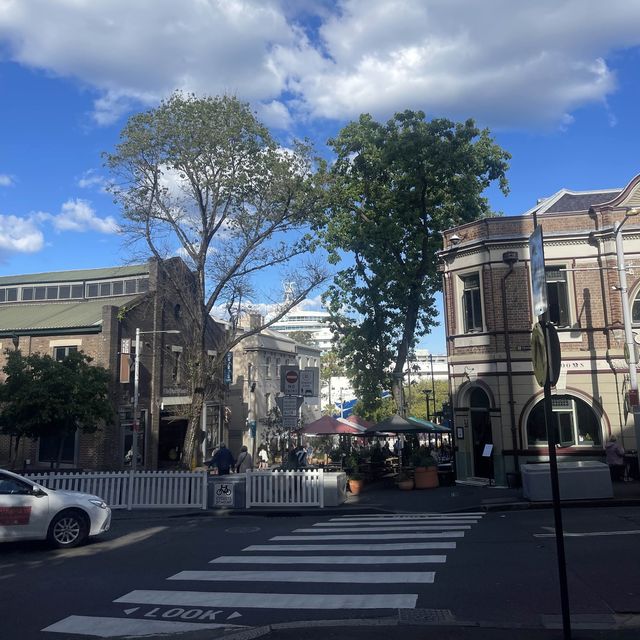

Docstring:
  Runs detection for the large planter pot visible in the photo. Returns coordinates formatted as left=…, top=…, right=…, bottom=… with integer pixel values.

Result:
left=414, top=466, right=439, bottom=489
left=348, top=479, right=364, bottom=495
left=397, top=478, right=414, bottom=491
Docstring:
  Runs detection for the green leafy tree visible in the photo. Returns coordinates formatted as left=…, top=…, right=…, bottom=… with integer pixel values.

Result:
left=287, top=331, right=315, bottom=346
left=105, top=93, right=329, bottom=466
left=322, top=111, right=509, bottom=412
left=0, top=350, right=113, bottom=467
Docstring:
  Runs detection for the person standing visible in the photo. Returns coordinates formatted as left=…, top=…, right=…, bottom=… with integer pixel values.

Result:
left=295, top=444, right=308, bottom=468
left=207, top=442, right=234, bottom=476
left=235, top=445, right=253, bottom=473
left=258, top=447, right=269, bottom=469
left=605, top=435, right=625, bottom=481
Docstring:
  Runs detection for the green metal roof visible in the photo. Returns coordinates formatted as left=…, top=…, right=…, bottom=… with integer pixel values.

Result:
left=0, top=295, right=141, bottom=334
left=0, top=264, right=149, bottom=286
left=408, top=416, right=452, bottom=433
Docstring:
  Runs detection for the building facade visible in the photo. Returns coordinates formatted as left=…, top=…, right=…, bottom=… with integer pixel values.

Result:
left=227, top=315, right=322, bottom=460
left=270, top=307, right=334, bottom=352
left=0, top=258, right=224, bottom=471
left=440, top=174, right=640, bottom=484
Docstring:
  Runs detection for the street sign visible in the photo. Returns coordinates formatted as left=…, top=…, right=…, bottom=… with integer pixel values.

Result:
left=529, top=225, right=548, bottom=317
left=280, top=365, right=300, bottom=395
left=299, top=367, right=319, bottom=397
left=531, top=322, right=562, bottom=387
left=223, top=351, right=233, bottom=385
left=282, top=414, right=298, bottom=429
left=276, top=395, right=303, bottom=416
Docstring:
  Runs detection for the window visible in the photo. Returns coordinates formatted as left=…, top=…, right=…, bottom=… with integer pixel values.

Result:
left=526, top=395, right=601, bottom=447
left=112, top=281, right=124, bottom=295
left=125, top=280, right=137, bottom=294
left=34, top=286, right=46, bottom=300
left=546, top=266, right=570, bottom=327
left=461, top=273, right=483, bottom=333
left=265, top=356, right=272, bottom=379
left=38, top=433, right=77, bottom=465
left=21, top=287, right=33, bottom=301
left=59, top=285, right=71, bottom=299
left=0, top=474, right=31, bottom=495
left=171, top=347, right=183, bottom=384
left=100, top=282, right=111, bottom=297
left=54, top=345, right=78, bottom=361
left=71, top=284, right=83, bottom=298
left=46, top=286, right=58, bottom=300
left=87, top=283, right=99, bottom=297
left=6, top=288, right=17, bottom=301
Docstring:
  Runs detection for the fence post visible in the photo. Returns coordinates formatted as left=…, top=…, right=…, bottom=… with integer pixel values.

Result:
left=201, top=470, right=207, bottom=510
left=319, top=469, right=324, bottom=509
left=127, top=469, right=134, bottom=511
left=245, top=469, right=252, bottom=509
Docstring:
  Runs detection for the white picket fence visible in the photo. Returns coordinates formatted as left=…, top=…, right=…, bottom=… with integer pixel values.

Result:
left=25, top=470, right=208, bottom=511
left=245, top=469, right=324, bottom=508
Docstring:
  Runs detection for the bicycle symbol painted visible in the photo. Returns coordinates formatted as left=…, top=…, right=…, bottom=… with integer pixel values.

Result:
left=213, top=482, right=234, bottom=505
left=216, top=484, right=231, bottom=496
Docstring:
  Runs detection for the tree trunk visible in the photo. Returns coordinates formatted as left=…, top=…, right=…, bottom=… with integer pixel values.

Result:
left=55, top=435, right=65, bottom=470
left=391, top=373, right=405, bottom=416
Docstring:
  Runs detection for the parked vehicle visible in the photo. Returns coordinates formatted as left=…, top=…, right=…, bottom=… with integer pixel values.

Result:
left=0, top=469, right=111, bottom=548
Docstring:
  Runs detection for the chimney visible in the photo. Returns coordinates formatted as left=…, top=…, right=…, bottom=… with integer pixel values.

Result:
left=249, top=313, right=263, bottom=330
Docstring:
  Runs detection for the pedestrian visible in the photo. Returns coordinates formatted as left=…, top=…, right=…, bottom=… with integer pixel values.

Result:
left=235, top=445, right=253, bottom=473
left=306, top=442, right=314, bottom=464
left=258, top=447, right=269, bottom=469
left=207, top=442, right=234, bottom=476
left=295, top=444, right=308, bottom=468
left=605, top=435, right=625, bottom=481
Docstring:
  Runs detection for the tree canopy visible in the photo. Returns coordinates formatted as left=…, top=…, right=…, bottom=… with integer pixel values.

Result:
left=105, top=93, right=329, bottom=465
left=0, top=350, right=113, bottom=465
left=322, top=111, right=510, bottom=411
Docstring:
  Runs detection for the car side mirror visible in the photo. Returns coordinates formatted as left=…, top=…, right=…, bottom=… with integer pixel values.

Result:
left=31, top=487, right=47, bottom=497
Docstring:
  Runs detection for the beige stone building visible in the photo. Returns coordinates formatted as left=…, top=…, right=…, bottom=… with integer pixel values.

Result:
left=0, top=258, right=224, bottom=471
left=440, top=173, right=640, bottom=484
left=227, top=314, right=321, bottom=460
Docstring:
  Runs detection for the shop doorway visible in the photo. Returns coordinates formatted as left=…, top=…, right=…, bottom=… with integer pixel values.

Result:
left=470, top=387, right=494, bottom=479
left=158, top=414, right=188, bottom=467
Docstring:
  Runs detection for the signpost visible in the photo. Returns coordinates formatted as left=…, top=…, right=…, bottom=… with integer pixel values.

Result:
left=529, top=226, right=571, bottom=640
left=299, top=367, right=319, bottom=397
left=281, top=366, right=300, bottom=395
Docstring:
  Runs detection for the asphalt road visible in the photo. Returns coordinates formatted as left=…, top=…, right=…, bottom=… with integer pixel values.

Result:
left=1, top=506, right=639, bottom=640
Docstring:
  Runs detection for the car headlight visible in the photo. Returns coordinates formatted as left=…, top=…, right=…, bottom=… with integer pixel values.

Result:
left=89, top=499, right=108, bottom=509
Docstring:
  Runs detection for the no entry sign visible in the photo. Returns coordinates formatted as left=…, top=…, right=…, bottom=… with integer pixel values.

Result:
left=281, top=365, right=300, bottom=395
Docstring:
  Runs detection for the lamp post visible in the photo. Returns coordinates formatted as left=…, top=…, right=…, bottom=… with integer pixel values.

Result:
left=614, top=207, right=640, bottom=472
left=132, top=328, right=180, bottom=471
left=422, top=389, right=432, bottom=421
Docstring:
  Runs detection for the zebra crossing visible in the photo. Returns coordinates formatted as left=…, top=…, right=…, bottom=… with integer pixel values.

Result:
left=43, top=511, right=485, bottom=637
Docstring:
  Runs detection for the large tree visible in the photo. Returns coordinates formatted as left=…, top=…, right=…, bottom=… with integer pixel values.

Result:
left=322, top=111, right=510, bottom=412
left=105, top=93, right=328, bottom=466
left=0, top=350, right=113, bottom=467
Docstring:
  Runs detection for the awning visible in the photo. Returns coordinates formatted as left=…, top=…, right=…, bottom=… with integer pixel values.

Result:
left=301, top=415, right=367, bottom=435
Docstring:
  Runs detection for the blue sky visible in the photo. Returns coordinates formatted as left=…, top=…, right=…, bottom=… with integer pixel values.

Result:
left=1, top=1, right=640, bottom=354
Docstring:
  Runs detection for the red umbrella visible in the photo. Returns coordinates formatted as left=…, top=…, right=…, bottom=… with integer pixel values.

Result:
left=346, top=414, right=374, bottom=429
left=301, top=415, right=365, bottom=435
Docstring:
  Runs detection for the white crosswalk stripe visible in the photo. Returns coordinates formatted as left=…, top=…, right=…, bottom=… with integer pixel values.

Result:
left=44, top=510, right=484, bottom=637
left=270, top=531, right=464, bottom=540
left=168, top=570, right=436, bottom=583
left=209, top=554, right=447, bottom=564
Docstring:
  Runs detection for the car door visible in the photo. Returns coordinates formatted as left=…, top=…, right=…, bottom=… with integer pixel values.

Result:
left=0, top=472, right=50, bottom=541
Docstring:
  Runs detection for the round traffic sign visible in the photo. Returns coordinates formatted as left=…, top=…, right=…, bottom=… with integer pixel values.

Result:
left=285, top=370, right=299, bottom=384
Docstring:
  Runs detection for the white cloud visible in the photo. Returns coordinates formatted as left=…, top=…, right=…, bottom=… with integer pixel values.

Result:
left=0, top=214, right=44, bottom=253
left=0, top=1, right=639, bottom=129
left=76, top=169, right=106, bottom=190
left=0, top=174, right=14, bottom=186
left=52, top=199, right=119, bottom=234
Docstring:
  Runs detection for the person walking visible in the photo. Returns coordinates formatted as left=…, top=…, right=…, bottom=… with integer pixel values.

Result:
left=605, top=435, right=625, bottom=481
left=235, top=445, right=253, bottom=473
left=258, top=446, right=269, bottom=469
left=207, top=442, right=234, bottom=476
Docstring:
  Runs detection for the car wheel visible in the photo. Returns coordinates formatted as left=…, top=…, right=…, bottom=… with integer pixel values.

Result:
left=47, top=510, right=89, bottom=549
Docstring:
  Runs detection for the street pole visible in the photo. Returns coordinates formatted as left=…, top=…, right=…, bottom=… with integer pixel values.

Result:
left=429, top=354, right=436, bottom=420
left=614, top=208, right=640, bottom=474
left=132, top=327, right=141, bottom=472
left=423, top=389, right=431, bottom=421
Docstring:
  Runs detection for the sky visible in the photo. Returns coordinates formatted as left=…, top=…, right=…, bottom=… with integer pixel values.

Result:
left=1, top=0, right=640, bottom=354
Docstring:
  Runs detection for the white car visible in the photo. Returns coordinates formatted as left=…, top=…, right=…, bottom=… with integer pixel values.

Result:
left=0, top=469, right=111, bottom=548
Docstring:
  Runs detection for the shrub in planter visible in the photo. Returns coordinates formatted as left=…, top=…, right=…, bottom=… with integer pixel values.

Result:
left=396, top=472, right=414, bottom=491
left=412, top=446, right=439, bottom=489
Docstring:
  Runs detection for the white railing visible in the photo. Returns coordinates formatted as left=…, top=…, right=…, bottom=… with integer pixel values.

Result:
left=245, top=469, right=324, bottom=508
left=25, top=470, right=208, bottom=511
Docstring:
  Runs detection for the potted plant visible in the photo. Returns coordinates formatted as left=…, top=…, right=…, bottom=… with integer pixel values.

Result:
left=412, top=446, right=439, bottom=489
left=396, top=471, right=414, bottom=491
left=345, top=454, right=364, bottom=494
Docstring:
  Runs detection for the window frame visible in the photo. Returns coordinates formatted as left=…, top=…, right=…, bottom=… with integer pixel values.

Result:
left=545, top=265, right=571, bottom=328
left=459, top=271, right=484, bottom=334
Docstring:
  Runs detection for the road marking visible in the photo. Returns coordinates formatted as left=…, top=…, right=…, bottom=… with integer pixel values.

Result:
left=534, top=530, right=640, bottom=538
left=115, top=590, right=418, bottom=610
left=168, top=570, right=435, bottom=583
left=243, top=542, right=456, bottom=551
left=332, top=513, right=484, bottom=519
left=210, top=554, right=447, bottom=564
left=319, top=520, right=478, bottom=526
left=42, top=615, right=243, bottom=637
left=301, top=525, right=471, bottom=532
left=329, top=516, right=481, bottom=524
left=123, top=607, right=139, bottom=615
left=270, top=532, right=464, bottom=540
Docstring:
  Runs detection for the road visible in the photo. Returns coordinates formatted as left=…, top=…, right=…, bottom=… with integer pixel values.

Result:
left=1, top=506, right=639, bottom=639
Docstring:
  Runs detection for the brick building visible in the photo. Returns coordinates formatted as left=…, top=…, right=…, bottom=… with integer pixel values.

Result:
left=440, top=173, right=640, bottom=484
left=0, top=258, right=224, bottom=471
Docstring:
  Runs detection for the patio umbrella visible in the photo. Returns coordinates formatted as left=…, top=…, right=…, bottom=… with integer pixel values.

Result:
left=365, top=413, right=435, bottom=435
left=301, top=415, right=366, bottom=435
left=345, top=414, right=374, bottom=429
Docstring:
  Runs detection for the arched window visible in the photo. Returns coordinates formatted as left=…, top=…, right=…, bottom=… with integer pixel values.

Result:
left=633, top=289, right=640, bottom=324
left=526, top=395, right=601, bottom=447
